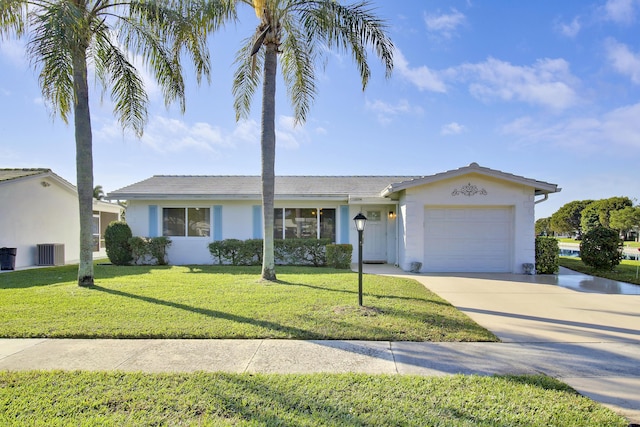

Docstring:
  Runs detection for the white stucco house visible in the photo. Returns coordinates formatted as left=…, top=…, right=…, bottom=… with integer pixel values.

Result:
left=107, top=163, right=559, bottom=273
left=0, top=169, right=123, bottom=269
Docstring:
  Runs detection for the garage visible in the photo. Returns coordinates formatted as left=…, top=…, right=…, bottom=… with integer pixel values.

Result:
left=423, top=207, right=514, bottom=272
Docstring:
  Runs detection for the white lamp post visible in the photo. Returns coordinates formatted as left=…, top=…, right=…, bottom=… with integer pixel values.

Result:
left=353, top=212, right=367, bottom=306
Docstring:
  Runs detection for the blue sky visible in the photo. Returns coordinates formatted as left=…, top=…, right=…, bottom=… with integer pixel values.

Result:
left=1, top=0, right=640, bottom=219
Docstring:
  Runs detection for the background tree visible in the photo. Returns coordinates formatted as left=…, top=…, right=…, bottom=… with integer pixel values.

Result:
left=609, top=206, right=640, bottom=241
left=535, top=217, right=552, bottom=236
left=210, top=0, right=394, bottom=280
left=580, top=197, right=633, bottom=234
left=550, top=200, right=592, bottom=238
left=93, top=185, right=105, bottom=201
left=1, top=0, right=211, bottom=285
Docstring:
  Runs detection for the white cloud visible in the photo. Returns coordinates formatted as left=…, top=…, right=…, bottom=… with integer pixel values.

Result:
left=454, top=57, right=580, bottom=110
left=603, top=0, right=638, bottom=24
left=501, top=102, right=640, bottom=150
left=556, top=17, right=581, bottom=38
left=424, top=8, right=466, bottom=39
left=441, top=122, right=466, bottom=135
left=365, top=98, right=423, bottom=125
left=394, top=48, right=447, bottom=93
left=605, top=38, right=640, bottom=84
left=276, top=115, right=310, bottom=149
left=96, top=116, right=237, bottom=153
left=0, top=39, right=27, bottom=68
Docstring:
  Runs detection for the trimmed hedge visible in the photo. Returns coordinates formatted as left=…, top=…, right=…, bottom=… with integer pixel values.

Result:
left=209, top=238, right=332, bottom=266
left=104, top=221, right=133, bottom=266
left=535, top=236, right=559, bottom=274
left=129, top=237, right=172, bottom=265
left=326, top=244, right=353, bottom=269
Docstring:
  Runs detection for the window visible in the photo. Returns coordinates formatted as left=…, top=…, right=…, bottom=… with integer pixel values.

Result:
left=273, top=208, right=335, bottom=241
left=163, top=208, right=210, bottom=237
left=92, top=214, right=100, bottom=252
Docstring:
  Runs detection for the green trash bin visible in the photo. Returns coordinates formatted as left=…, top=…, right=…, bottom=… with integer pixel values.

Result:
left=0, top=247, right=17, bottom=270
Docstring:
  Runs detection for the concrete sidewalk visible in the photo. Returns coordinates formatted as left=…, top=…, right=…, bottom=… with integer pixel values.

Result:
left=1, top=265, right=639, bottom=423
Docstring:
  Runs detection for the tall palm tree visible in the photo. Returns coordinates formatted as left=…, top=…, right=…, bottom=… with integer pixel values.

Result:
left=217, top=0, right=394, bottom=281
left=0, top=0, right=219, bottom=285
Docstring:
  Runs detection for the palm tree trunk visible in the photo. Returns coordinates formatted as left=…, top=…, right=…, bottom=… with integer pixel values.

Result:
left=72, top=49, right=95, bottom=287
left=260, top=43, right=278, bottom=281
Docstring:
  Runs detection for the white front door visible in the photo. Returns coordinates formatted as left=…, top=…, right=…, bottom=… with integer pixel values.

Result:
left=363, top=210, right=386, bottom=262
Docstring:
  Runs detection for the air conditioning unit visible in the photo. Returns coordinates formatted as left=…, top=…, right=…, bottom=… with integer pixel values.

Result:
left=37, top=243, right=65, bottom=266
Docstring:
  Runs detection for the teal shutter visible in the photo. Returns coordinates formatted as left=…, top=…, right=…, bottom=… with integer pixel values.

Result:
left=213, top=205, right=223, bottom=241
left=148, top=205, right=158, bottom=237
left=252, top=205, right=263, bottom=238
left=340, top=205, right=349, bottom=244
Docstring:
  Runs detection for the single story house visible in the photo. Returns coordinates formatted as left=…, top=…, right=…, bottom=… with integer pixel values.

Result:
left=107, top=163, right=560, bottom=273
left=0, top=168, right=123, bottom=269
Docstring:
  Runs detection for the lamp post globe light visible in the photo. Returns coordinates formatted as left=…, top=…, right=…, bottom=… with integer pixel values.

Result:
left=353, top=213, right=367, bottom=306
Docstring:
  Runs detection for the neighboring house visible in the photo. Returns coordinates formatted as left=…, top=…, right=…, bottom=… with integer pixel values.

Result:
left=108, top=163, right=560, bottom=273
left=0, top=169, right=123, bottom=269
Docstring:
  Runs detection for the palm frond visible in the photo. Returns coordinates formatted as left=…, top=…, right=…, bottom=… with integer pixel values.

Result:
left=296, top=0, right=393, bottom=89
left=0, top=0, right=27, bottom=38
left=94, top=29, right=148, bottom=137
left=232, top=34, right=263, bottom=121
left=279, top=19, right=315, bottom=124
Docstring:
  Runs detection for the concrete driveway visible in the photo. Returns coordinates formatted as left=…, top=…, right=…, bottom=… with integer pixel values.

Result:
left=366, top=264, right=640, bottom=422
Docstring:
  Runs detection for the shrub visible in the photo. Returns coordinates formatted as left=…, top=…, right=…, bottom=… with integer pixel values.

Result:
left=326, top=244, right=353, bottom=269
left=535, top=237, right=558, bottom=274
left=579, top=226, right=623, bottom=270
left=104, top=221, right=133, bottom=265
left=209, top=238, right=330, bottom=266
left=129, top=237, right=172, bottom=265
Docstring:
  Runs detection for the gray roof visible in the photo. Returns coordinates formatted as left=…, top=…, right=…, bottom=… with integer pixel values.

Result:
left=382, top=163, right=560, bottom=197
left=108, top=175, right=420, bottom=201
left=0, top=168, right=51, bottom=182
left=107, top=163, right=560, bottom=201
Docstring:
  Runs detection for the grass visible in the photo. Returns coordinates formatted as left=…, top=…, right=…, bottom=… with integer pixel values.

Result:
left=557, top=237, right=640, bottom=248
left=0, top=371, right=628, bottom=426
left=0, top=264, right=496, bottom=341
left=559, top=257, right=640, bottom=286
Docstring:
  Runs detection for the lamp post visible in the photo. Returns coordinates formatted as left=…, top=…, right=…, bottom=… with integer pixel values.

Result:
left=353, top=212, right=367, bottom=306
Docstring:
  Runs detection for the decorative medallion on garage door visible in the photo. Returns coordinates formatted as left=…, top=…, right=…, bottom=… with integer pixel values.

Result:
left=451, top=182, right=488, bottom=197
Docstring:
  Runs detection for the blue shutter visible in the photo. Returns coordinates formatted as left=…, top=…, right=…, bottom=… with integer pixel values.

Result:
left=148, top=205, right=158, bottom=237
left=339, top=205, right=349, bottom=244
left=213, top=205, right=223, bottom=241
left=252, top=205, right=263, bottom=238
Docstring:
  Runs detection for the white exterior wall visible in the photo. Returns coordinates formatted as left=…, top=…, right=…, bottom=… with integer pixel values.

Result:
left=0, top=176, right=80, bottom=268
left=397, top=174, right=536, bottom=273
left=128, top=200, right=354, bottom=265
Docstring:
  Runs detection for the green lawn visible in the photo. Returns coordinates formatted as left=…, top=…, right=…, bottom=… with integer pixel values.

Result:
left=557, top=237, right=640, bottom=248
left=0, top=371, right=627, bottom=426
left=0, top=264, right=496, bottom=341
left=559, top=257, right=640, bottom=286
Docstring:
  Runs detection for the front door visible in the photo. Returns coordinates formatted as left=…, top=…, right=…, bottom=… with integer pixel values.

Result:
left=363, top=210, right=386, bottom=262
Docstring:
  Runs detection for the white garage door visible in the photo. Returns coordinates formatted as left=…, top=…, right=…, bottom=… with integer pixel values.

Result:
left=423, top=207, right=513, bottom=272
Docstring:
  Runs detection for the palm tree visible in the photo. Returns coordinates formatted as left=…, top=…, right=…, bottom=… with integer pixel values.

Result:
left=0, top=0, right=216, bottom=286
left=212, top=0, right=394, bottom=281
left=93, top=185, right=105, bottom=201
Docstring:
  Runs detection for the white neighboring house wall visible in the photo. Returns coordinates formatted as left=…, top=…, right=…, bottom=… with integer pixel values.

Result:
left=0, top=170, right=123, bottom=269
left=396, top=174, right=537, bottom=273
left=0, top=172, right=79, bottom=269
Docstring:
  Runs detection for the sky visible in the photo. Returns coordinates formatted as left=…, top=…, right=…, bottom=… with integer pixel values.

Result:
left=1, top=0, right=640, bottom=219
